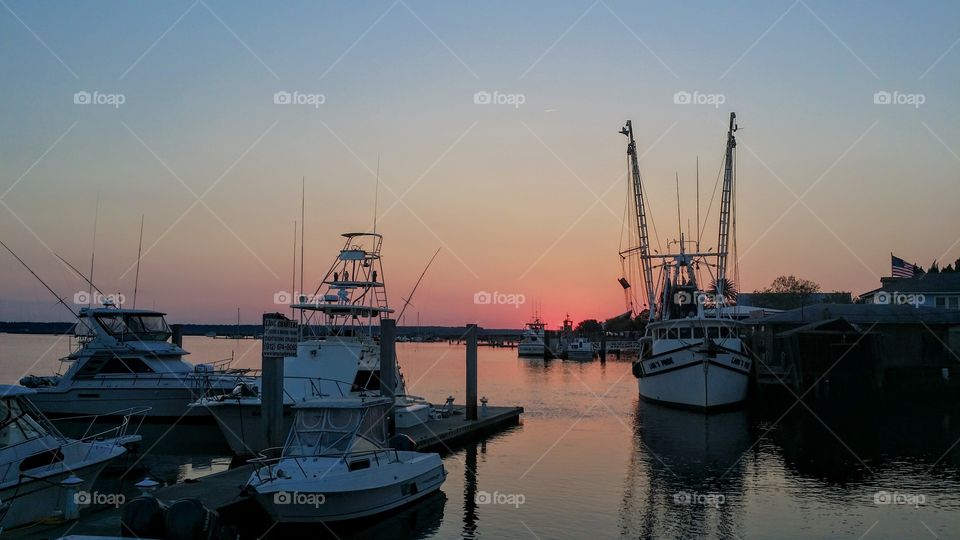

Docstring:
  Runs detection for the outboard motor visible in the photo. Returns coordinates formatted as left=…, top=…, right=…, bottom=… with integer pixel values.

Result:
left=389, top=434, right=417, bottom=451
left=165, top=498, right=219, bottom=540
left=121, top=496, right=167, bottom=538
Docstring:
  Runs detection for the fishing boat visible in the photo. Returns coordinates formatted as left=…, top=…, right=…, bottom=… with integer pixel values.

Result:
left=19, top=303, right=250, bottom=420
left=0, top=385, right=138, bottom=529
left=517, top=317, right=546, bottom=357
left=245, top=395, right=446, bottom=523
left=620, top=114, right=752, bottom=410
left=196, top=233, right=432, bottom=456
left=564, top=337, right=595, bottom=361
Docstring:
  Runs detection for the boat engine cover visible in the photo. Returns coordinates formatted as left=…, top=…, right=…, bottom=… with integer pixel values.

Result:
left=165, top=498, right=220, bottom=540
left=120, top=496, right=166, bottom=538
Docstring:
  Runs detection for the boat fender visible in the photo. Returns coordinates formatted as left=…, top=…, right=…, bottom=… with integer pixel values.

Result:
left=389, top=434, right=417, bottom=451
left=632, top=362, right=642, bottom=378
left=120, top=495, right=166, bottom=538
left=165, top=498, right=219, bottom=540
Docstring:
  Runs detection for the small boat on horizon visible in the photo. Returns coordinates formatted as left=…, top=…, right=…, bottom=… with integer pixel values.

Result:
left=517, top=316, right=546, bottom=357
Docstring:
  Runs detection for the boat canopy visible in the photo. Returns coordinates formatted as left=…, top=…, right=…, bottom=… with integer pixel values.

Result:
left=285, top=397, right=392, bottom=457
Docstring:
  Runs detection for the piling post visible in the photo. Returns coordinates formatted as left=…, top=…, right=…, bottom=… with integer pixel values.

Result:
left=380, top=318, right=397, bottom=435
left=600, top=332, right=607, bottom=361
left=171, top=324, right=183, bottom=347
left=466, top=324, right=478, bottom=421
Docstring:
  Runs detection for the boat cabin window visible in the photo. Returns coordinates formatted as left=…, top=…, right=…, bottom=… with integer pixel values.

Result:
left=708, top=327, right=720, bottom=339
left=98, top=357, right=155, bottom=375
left=95, top=314, right=171, bottom=342
left=667, top=329, right=678, bottom=339
left=284, top=403, right=390, bottom=457
left=679, top=328, right=692, bottom=340
left=693, top=327, right=705, bottom=339
left=0, top=398, right=47, bottom=448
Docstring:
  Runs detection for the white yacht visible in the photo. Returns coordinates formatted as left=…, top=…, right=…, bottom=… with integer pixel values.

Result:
left=20, top=304, right=249, bottom=420
left=0, top=385, right=135, bottom=529
left=517, top=317, right=546, bottom=357
left=246, top=395, right=446, bottom=523
left=196, top=233, right=432, bottom=456
left=565, top=337, right=595, bottom=361
left=620, top=114, right=751, bottom=410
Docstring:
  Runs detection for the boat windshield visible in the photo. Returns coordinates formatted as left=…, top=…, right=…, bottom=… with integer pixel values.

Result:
left=95, top=314, right=172, bottom=342
left=0, top=397, right=48, bottom=448
left=284, top=403, right=390, bottom=457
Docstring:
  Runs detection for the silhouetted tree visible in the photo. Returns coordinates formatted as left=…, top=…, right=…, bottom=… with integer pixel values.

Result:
left=575, top=319, right=602, bottom=335
left=759, top=275, right=821, bottom=295
left=928, top=260, right=940, bottom=274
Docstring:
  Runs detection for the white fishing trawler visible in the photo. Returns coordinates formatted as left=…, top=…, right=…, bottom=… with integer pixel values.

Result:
left=196, top=233, right=432, bottom=455
left=245, top=395, right=446, bottom=523
left=564, top=337, right=595, bottom=361
left=0, top=385, right=140, bottom=529
left=19, top=303, right=249, bottom=420
left=620, top=114, right=752, bottom=410
left=517, top=317, right=546, bottom=357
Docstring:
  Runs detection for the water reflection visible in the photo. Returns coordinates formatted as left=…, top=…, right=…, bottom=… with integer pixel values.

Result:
left=621, top=403, right=750, bottom=539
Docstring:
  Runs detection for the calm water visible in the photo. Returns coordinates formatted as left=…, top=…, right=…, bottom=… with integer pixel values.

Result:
left=3, top=334, right=960, bottom=539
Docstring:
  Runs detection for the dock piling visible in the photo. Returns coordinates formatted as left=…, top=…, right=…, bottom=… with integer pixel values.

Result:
left=380, top=318, right=397, bottom=435
left=466, top=323, right=478, bottom=421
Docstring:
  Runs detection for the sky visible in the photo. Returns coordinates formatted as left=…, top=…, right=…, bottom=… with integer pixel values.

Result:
left=1, top=0, right=958, bottom=327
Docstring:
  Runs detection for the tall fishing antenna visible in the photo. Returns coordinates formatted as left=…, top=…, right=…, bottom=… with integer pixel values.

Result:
left=675, top=172, right=682, bottom=239
left=88, top=195, right=100, bottom=307
left=291, top=220, right=297, bottom=319
left=696, top=155, right=701, bottom=251
left=398, top=247, right=441, bottom=320
left=373, top=153, right=380, bottom=236
left=299, top=177, right=305, bottom=324
left=1, top=240, right=79, bottom=320
left=133, top=215, right=144, bottom=308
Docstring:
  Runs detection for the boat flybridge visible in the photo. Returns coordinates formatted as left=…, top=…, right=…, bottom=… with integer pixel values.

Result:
left=518, top=316, right=546, bottom=357
left=0, top=385, right=139, bottom=529
left=20, top=302, right=250, bottom=420
left=245, top=395, right=446, bottom=523
left=196, top=233, right=432, bottom=456
left=620, top=113, right=752, bottom=410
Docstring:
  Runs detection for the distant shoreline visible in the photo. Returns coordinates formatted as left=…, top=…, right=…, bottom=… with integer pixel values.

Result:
left=0, top=322, right=523, bottom=338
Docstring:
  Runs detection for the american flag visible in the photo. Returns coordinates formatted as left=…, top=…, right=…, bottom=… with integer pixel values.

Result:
left=891, top=254, right=917, bottom=278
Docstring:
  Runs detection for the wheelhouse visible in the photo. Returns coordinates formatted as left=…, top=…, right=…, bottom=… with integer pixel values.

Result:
left=284, top=397, right=391, bottom=457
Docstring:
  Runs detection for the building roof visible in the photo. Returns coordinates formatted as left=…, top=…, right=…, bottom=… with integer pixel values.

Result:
left=878, top=273, right=960, bottom=293
left=756, top=303, right=960, bottom=325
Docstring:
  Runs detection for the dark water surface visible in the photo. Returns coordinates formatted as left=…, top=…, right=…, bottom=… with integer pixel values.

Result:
left=2, top=334, right=959, bottom=539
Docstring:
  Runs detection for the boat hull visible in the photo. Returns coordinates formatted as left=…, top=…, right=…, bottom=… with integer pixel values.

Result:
left=635, top=347, right=750, bottom=410
left=253, top=456, right=446, bottom=522
left=28, top=386, right=218, bottom=420
left=517, top=344, right=545, bottom=357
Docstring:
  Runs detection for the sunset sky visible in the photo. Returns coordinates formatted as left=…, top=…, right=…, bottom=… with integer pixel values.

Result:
left=1, top=1, right=958, bottom=327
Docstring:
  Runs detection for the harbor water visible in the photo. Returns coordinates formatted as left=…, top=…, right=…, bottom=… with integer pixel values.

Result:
left=2, top=334, right=960, bottom=539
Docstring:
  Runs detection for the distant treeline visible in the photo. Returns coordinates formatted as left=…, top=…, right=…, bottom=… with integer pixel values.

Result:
left=0, top=321, right=523, bottom=337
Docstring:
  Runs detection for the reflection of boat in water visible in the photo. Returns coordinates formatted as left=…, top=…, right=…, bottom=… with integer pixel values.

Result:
left=619, top=402, right=750, bottom=539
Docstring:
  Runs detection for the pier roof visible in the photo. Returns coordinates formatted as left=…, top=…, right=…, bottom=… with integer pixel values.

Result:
left=757, top=303, right=960, bottom=326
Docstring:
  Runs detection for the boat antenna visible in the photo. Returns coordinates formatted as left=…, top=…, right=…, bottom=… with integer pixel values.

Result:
left=300, top=176, right=305, bottom=325
left=373, top=153, right=380, bottom=236
left=88, top=194, right=100, bottom=307
left=291, top=220, right=297, bottom=319
left=1, top=240, right=80, bottom=320
left=398, top=247, right=441, bottom=320
left=133, top=214, right=144, bottom=308
left=675, top=172, right=682, bottom=240
left=696, top=155, right=701, bottom=252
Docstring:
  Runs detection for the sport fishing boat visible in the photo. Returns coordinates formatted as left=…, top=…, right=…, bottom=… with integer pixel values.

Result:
left=620, top=114, right=752, bottom=410
left=245, top=395, right=446, bottom=523
left=517, top=317, right=546, bottom=357
left=19, top=303, right=250, bottom=420
left=0, top=385, right=138, bottom=529
left=196, top=233, right=432, bottom=456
